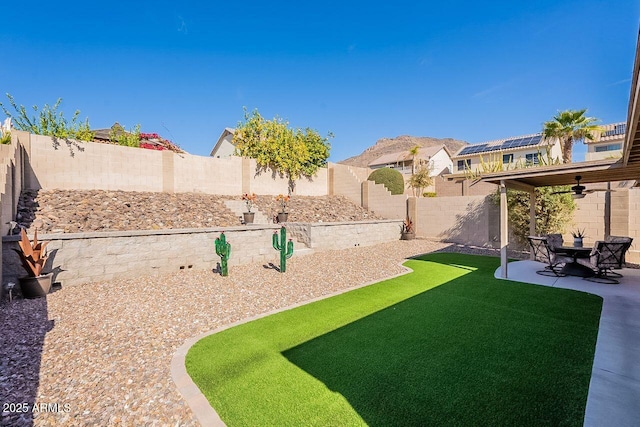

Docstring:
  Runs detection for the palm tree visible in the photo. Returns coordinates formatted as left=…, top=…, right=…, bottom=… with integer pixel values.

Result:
left=542, top=109, right=601, bottom=163
left=408, top=145, right=420, bottom=175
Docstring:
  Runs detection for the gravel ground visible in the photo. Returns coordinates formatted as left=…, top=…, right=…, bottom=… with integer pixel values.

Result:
left=0, top=240, right=511, bottom=427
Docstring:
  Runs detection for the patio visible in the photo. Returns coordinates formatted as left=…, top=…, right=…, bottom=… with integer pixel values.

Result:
left=495, top=260, right=640, bottom=427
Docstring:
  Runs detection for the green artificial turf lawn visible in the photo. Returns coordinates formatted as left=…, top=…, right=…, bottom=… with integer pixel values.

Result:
left=186, top=253, right=603, bottom=426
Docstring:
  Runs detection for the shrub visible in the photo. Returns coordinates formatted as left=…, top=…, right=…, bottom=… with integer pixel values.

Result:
left=368, top=168, right=404, bottom=195
left=424, top=192, right=437, bottom=197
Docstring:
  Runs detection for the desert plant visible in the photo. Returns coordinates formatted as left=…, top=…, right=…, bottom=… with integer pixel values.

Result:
left=272, top=226, right=294, bottom=273
left=110, top=123, right=141, bottom=147
left=242, top=193, right=257, bottom=213
left=1, top=93, right=95, bottom=141
left=571, top=229, right=586, bottom=239
left=13, top=229, right=49, bottom=277
left=215, top=232, right=231, bottom=276
left=402, top=217, right=414, bottom=233
left=0, top=131, right=10, bottom=145
left=368, top=167, right=404, bottom=195
left=276, top=194, right=290, bottom=213
left=407, top=164, right=434, bottom=197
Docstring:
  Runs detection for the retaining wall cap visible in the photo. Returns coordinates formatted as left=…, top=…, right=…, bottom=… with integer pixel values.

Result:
left=1, top=220, right=403, bottom=242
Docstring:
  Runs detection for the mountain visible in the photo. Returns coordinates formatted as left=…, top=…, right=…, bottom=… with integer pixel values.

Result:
left=338, top=135, right=469, bottom=168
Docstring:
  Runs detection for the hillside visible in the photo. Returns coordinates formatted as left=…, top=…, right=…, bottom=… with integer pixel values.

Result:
left=339, top=135, right=468, bottom=168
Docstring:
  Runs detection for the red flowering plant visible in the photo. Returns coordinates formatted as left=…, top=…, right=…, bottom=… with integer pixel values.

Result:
left=275, top=194, right=290, bottom=213
left=140, top=142, right=166, bottom=151
left=242, top=193, right=257, bottom=213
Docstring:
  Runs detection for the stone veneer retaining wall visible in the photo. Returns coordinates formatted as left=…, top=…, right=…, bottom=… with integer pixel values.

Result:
left=2, top=220, right=402, bottom=288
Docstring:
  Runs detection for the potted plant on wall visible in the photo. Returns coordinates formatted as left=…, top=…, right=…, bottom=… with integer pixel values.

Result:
left=242, top=193, right=257, bottom=224
left=275, top=194, right=290, bottom=223
left=13, top=229, right=53, bottom=298
left=571, top=228, right=586, bottom=248
left=401, top=216, right=415, bottom=240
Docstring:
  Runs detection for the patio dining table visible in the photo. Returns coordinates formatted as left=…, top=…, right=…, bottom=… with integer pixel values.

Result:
left=555, top=246, right=595, bottom=277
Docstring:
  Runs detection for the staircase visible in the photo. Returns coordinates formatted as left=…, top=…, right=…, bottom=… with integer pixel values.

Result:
left=224, top=200, right=271, bottom=225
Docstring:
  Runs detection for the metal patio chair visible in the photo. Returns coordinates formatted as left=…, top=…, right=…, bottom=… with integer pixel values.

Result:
left=528, top=236, right=571, bottom=277
left=580, top=240, right=633, bottom=284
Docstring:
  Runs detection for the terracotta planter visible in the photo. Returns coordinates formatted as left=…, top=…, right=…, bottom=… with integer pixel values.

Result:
left=19, top=273, right=53, bottom=299
left=401, top=231, right=416, bottom=241
left=243, top=212, right=255, bottom=224
left=277, top=212, right=289, bottom=223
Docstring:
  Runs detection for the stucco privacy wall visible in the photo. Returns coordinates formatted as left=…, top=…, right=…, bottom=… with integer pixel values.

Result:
left=20, top=133, right=328, bottom=196
left=2, top=220, right=402, bottom=287
left=415, top=195, right=499, bottom=247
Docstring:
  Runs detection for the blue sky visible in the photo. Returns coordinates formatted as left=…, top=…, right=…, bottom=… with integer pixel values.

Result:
left=2, top=1, right=639, bottom=162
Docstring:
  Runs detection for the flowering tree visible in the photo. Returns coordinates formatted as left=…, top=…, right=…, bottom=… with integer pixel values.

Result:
left=233, top=109, right=332, bottom=194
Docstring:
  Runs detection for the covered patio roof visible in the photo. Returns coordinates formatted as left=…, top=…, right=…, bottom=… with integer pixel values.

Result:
left=480, top=159, right=640, bottom=191
left=478, top=30, right=640, bottom=279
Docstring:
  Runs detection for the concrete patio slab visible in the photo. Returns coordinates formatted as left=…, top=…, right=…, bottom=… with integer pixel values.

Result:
left=495, top=261, right=640, bottom=427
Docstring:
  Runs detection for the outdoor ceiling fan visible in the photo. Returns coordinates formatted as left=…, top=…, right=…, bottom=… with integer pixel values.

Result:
left=553, top=175, right=614, bottom=199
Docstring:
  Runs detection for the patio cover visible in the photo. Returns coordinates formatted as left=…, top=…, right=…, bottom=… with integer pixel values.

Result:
left=479, top=30, right=640, bottom=278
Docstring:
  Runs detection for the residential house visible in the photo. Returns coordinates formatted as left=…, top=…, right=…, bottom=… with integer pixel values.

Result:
left=451, top=133, right=561, bottom=174
left=368, top=145, right=453, bottom=176
left=210, top=128, right=236, bottom=158
left=585, top=122, right=625, bottom=161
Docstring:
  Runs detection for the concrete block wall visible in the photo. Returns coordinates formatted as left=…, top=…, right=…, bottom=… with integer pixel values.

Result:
left=0, top=137, right=21, bottom=236
left=25, top=133, right=165, bottom=192
left=18, top=132, right=327, bottom=196
left=2, top=220, right=402, bottom=288
left=362, top=180, right=406, bottom=219
left=307, top=220, right=403, bottom=250
left=416, top=195, right=496, bottom=247
left=329, top=163, right=364, bottom=205
left=435, top=177, right=497, bottom=197
left=173, top=154, right=242, bottom=195
left=570, top=192, right=606, bottom=247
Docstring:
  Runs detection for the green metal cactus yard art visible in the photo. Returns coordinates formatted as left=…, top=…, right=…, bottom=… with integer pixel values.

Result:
left=215, top=232, right=231, bottom=276
left=272, top=226, right=294, bottom=272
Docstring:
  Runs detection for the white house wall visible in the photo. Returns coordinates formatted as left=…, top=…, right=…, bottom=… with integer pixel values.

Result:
left=430, top=149, right=453, bottom=176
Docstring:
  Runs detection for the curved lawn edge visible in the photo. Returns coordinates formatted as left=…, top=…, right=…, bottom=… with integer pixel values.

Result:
left=170, top=258, right=416, bottom=426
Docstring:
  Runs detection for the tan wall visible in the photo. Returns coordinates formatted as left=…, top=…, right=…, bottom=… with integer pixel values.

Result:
left=25, top=134, right=165, bottom=192
left=20, top=133, right=328, bottom=196
left=329, top=163, right=363, bottom=205
left=569, top=192, right=606, bottom=247
left=416, top=195, right=497, bottom=247
left=362, top=180, right=406, bottom=219
left=173, top=154, right=242, bottom=195
left=435, top=177, right=497, bottom=197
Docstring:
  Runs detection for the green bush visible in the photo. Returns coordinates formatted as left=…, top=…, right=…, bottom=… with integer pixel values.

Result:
left=368, top=167, right=405, bottom=195
left=424, top=192, right=437, bottom=197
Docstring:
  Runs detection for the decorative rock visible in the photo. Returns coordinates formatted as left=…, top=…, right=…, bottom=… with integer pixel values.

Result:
left=14, top=190, right=386, bottom=233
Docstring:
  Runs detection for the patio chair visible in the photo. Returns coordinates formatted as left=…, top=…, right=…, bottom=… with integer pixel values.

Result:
left=605, top=236, right=634, bottom=264
left=545, top=233, right=564, bottom=250
left=527, top=236, right=571, bottom=277
left=579, top=240, right=633, bottom=284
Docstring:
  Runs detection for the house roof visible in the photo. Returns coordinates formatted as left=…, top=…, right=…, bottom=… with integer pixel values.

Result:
left=209, top=127, right=235, bottom=156
left=585, top=122, right=626, bottom=144
left=368, top=145, right=450, bottom=167
left=451, top=133, right=549, bottom=158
